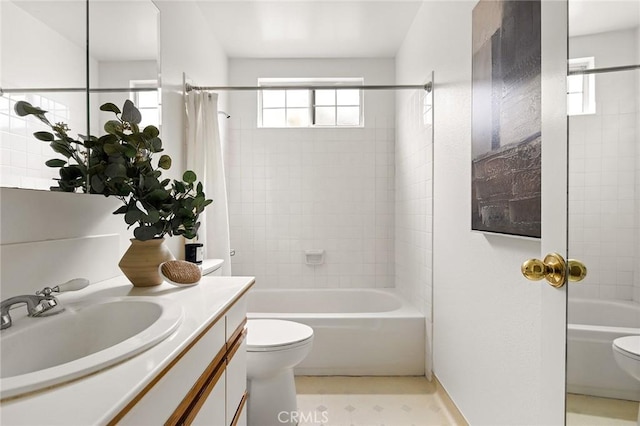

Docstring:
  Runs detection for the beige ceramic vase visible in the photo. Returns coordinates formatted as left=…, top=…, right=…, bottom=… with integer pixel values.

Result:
left=119, top=238, right=175, bottom=287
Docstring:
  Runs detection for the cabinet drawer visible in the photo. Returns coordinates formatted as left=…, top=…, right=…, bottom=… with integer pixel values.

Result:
left=230, top=393, right=248, bottom=426
left=187, top=369, right=226, bottom=426
left=117, top=318, right=226, bottom=426
left=225, top=296, right=246, bottom=342
left=226, top=331, right=247, bottom=425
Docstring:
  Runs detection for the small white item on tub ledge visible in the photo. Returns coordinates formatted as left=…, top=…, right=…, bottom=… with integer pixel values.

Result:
left=304, top=250, right=324, bottom=265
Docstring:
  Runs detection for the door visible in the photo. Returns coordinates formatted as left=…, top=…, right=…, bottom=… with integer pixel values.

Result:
left=539, top=1, right=569, bottom=424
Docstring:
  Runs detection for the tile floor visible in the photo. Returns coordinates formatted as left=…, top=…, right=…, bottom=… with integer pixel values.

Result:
left=566, top=393, right=639, bottom=426
left=295, top=376, right=467, bottom=426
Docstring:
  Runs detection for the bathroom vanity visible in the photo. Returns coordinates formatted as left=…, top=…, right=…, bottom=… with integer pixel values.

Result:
left=0, top=275, right=254, bottom=426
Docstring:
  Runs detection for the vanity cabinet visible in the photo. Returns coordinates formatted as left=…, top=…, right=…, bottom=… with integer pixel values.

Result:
left=110, top=295, right=248, bottom=426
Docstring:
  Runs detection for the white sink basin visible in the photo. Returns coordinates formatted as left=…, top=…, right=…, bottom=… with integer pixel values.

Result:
left=0, top=297, right=182, bottom=399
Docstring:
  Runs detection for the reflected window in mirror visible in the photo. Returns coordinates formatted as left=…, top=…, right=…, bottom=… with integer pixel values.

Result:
left=567, top=57, right=596, bottom=116
left=130, top=80, right=160, bottom=128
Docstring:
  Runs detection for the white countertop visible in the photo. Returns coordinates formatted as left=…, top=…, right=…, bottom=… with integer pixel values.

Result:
left=0, top=275, right=255, bottom=426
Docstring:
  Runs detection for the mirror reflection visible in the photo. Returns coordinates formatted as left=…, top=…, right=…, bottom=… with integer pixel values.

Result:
left=89, top=0, right=160, bottom=135
left=0, top=0, right=87, bottom=190
left=0, top=0, right=160, bottom=192
left=566, top=0, right=640, bottom=424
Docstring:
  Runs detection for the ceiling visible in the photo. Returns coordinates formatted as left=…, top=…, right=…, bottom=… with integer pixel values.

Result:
left=569, top=0, right=640, bottom=37
left=195, top=1, right=424, bottom=58
left=11, top=0, right=640, bottom=61
left=12, top=0, right=159, bottom=61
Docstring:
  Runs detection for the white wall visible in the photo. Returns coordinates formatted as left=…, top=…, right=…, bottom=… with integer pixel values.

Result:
left=568, top=28, right=639, bottom=301
left=396, top=2, right=546, bottom=423
left=227, top=58, right=395, bottom=289
left=1, top=1, right=228, bottom=294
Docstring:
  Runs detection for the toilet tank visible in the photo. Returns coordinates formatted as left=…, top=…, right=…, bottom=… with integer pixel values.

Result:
left=201, top=259, right=224, bottom=276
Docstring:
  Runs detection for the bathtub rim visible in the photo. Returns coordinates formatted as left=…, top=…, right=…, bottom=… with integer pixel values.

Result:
left=246, top=288, right=425, bottom=319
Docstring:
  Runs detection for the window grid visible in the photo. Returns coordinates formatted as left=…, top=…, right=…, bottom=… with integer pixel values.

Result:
left=258, top=81, right=363, bottom=128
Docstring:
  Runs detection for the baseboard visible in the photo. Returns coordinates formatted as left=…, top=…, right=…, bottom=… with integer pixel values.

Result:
left=434, top=374, right=469, bottom=426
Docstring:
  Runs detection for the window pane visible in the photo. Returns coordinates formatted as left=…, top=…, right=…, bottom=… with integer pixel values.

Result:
left=139, top=108, right=158, bottom=127
left=567, top=75, right=583, bottom=94
left=286, top=90, right=309, bottom=108
left=315, top=106, right=335, bottom=125
left=337, top=107, right=360, bottom=126
left=262, top=90, right=285, bottom=108
left=287, top=107, right=310, bottom=127
left=263, top=108, right=286, bottom=127
left=315, top=90, right=335, bottom=106
left=337, top=89, right=360, bottom=106
left=137, top=90, right=158, bottom=108
left=567, top=93, right=583, bottom=115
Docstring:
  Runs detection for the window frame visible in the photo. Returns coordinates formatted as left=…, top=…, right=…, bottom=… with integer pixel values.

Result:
left=257, top=78, right=364, bottom=128
left=129, top=79, right=161, bottom=127
left=567, top=57, right=595, bottom=116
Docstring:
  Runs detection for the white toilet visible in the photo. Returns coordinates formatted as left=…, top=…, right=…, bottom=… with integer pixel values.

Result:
left=612, top=335, right=640, bottom=421
left=201, top=258, right=225, bottom=276
left=246, top=319, right=314, bottom=426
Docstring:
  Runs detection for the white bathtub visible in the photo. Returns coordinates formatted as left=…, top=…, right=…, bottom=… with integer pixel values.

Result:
left=567, top=298, right=640, bottom=401
left=246, top=288, right=426, bottom=376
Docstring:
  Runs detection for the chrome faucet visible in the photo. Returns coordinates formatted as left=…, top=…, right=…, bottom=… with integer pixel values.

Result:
left=0, top=278, right=89, bottom=330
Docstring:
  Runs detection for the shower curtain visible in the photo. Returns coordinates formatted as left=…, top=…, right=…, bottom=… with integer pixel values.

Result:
left=185, top=91, right=232, bottom=276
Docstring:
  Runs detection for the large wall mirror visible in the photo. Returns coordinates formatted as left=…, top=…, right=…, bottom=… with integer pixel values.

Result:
left=0, top=0, right=160, bottom=192
left=566, top=0, right=640, bottom=424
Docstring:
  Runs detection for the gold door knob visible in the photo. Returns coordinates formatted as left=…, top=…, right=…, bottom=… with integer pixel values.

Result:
left=521, top=253, right=587, bottom=288
left=521, top=253, right=566, bottom=287
left=567, top=259, right=587, bottom=282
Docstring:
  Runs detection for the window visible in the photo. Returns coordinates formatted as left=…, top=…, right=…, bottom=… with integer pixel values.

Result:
left=258, top=78, right=363, bottom=128
left=567, top=57, right=595, bottom=116
left=130, top=80, right=160, bottom=128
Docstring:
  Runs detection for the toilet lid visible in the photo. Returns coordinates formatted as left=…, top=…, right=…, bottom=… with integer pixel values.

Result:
left=613, top=336, right=640, bottom=360
left=247, top=319, right=313, bottom=351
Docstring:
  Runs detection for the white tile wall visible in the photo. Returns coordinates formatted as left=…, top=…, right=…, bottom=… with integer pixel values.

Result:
left=395, top=88, right=433, bottom=314
left=228, top=122, right=395, bottom=289
left=568, top=29, right=639, bottom=301
left=227, top=59, right=396, bottom=289
left=394, top=87, right=434, bottom=378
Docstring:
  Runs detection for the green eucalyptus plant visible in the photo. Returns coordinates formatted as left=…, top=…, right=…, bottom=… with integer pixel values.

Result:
left=15, top=100, right=212, bottom=241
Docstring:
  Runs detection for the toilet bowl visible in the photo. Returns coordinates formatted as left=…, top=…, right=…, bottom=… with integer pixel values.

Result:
left=246, top=319, right=314, bottom=426
left=613, top=336, right=640, bottom=382
left=612, top=335, right=640, bottom=422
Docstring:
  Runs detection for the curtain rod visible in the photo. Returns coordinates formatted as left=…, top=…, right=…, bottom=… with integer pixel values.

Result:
left=568, top=64, right=640, bottom=76
left=186, top=82, right=433, bottom=93
left=1, top=87, right=159, bottom=95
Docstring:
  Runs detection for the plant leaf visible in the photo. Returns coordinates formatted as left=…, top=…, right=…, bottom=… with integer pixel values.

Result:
left=143, top=125, right=159, bottom=138
left=14, top=101, right=47, bottom=117
left=134, top=225, right=157, bottom=241
left=112, top=205, right=128, bottom=215
left=50, top=141, right=73, bottom=158
left=45, top=158, right=67, bottom=167
left=149, top=137, right=162, bottom=152
left=125, top=208, right=143, bottom=225
left=100, top=103, right=121, bottom=114
left=121, top=100, right=142, bottom=125
left=183, top=170, right=197, bottom=184
left=158, top=155, right=172, bottom=170
left=104, top=120, right=122, bottom=134
left=90, top=174, right=105, bottom=193
left=105, top=163, right=127, bottom=178
left=34, top=131, right=54, bottom=142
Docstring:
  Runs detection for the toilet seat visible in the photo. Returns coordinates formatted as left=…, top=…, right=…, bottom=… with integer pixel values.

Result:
left=247, top=319, right=313, bottom=352
left=613, top=336, right=640, bottom=361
